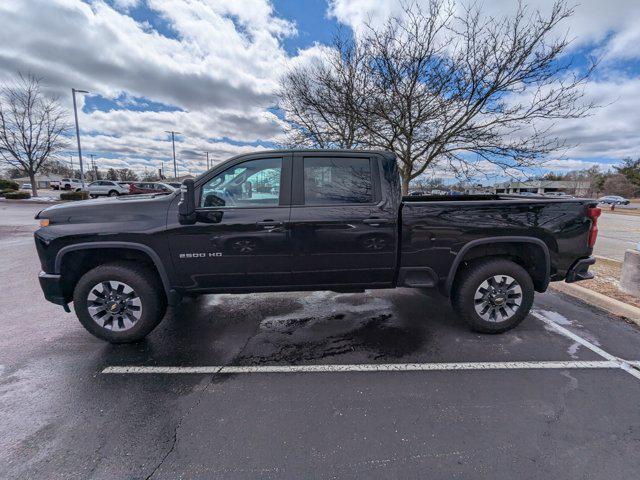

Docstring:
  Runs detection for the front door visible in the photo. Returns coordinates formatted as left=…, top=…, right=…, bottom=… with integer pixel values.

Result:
left=168, top=154, right=293, bottom=291
left=289, top=154, right=397, bottom=288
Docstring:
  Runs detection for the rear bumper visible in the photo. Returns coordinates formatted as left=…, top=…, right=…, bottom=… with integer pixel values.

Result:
left=38, top=271, right=67, bottom=305
left=565, top=256, right=596, bottom=283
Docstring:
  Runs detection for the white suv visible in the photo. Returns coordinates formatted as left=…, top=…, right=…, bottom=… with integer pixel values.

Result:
left=87, top=180, right=129, bottom=197
left=60, top=178, right=83, bottom=191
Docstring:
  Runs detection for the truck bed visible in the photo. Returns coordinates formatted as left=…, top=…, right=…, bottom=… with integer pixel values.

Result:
left=399, top=195, right=597, bottom=292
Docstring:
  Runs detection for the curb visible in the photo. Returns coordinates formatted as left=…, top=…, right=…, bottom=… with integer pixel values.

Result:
left=550, top=282, right=640, bottom=326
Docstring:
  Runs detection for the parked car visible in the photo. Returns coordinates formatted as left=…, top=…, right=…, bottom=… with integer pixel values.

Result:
left=543, top=191, right=573, bottom=198
left=50, top=179, right=61, bottom=190
left=408, top=190, right=425, bottom=196
left=87, top=180, right=129, bottom=197
left=598, top=195, right=630, bottom=205
left=60, top=178, right=83, bottom=191
left=128, top=182, right=176, bottom=195
left=166, top=182, right=182, bottom=189
left=34, top=149, right=600, bottom=343
left=20, top=183, right=32, bottom=190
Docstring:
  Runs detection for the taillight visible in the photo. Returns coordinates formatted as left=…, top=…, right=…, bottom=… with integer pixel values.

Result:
left=587, top=206, right=601, bottom=247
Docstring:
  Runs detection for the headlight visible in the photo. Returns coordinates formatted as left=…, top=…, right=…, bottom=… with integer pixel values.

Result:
left=39, top=219, right=50, bottom=227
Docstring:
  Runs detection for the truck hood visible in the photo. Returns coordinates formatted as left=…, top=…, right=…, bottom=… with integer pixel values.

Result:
left=36, top=193, right=176, bottom=224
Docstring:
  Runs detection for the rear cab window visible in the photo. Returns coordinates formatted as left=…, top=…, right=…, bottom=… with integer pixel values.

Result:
left=303, top=157, right=374, bottom=205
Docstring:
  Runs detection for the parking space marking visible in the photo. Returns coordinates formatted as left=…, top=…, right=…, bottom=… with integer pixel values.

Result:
left=103, top=361, right=622, bottom=374
left=102, top=312, right=640, bottom=377
left=531, top=311, right=640, bottom=380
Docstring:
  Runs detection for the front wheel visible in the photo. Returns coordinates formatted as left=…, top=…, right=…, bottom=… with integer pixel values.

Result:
left=108, top=190, right=119, bottom=197
left=452, top=258, right=534, bottom=334
left=73, top=262, right=167, bottom=343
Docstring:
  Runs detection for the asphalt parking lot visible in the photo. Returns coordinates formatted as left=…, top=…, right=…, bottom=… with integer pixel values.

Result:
left=1, top=202, right=640, bottom=479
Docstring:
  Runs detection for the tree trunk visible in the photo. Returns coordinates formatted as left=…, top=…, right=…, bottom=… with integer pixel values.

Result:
left=28, top=170, right=38, bottom=197
left=401, top=175, right=410, bottom=196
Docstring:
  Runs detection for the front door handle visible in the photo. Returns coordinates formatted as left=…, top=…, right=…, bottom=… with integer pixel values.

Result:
left=257, top=220, right=283, bottom=228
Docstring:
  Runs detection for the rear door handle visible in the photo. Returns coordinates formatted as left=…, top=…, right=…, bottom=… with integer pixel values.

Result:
left=362, top=218, right=389, bottom=226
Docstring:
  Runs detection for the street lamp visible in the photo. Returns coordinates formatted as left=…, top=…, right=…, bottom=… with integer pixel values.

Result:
left=164, top=130, right=181, bottom=179
left=72, top=88, right=89, bottom=189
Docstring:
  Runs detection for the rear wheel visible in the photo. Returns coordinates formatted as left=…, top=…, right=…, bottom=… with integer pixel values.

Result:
left=452, top=258, right=534, bottom=333
left=73, top=262, right=167, bottom=343
left=108, top=190, right=119, bottom=197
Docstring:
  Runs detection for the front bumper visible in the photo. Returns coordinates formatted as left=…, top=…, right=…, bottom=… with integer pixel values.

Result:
left=38, top=271, right=67, bottom=306
left=565, top=256, right=596, bottom=283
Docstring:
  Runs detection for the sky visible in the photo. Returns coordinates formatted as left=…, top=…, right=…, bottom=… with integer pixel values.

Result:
left=1, top=0, right=640, bottom=181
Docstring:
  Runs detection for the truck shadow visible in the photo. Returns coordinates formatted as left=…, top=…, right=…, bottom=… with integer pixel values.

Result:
left=98, top=288, right=463, bottom=367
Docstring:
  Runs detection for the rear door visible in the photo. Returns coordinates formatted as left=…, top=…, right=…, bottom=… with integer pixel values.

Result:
left=168, top=153, right=293, bottom=290
left=289, top=153, right=397, bottom=288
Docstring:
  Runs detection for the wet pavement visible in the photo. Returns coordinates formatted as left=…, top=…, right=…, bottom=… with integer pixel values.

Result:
left=1, top=203, right=640, bottom=479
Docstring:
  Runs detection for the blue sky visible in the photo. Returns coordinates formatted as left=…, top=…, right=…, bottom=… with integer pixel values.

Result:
left=1, top=0, right=640, bottom=181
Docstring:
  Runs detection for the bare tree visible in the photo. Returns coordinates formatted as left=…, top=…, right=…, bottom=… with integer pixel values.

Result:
left=279, top=1, right=596, bottom=194
left=603, top=174, right=637, bottom=198
left=279, top=32, right=371, bottom=149
left=0, top=74, right=70, bottom=196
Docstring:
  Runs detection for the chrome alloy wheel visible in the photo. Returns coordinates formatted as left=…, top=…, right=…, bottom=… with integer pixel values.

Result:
left=473, top=275, right=522, bottom=323
left=86, top=281, right=142, bottom=331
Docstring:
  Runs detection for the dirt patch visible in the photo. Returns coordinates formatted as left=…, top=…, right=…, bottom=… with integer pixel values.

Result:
left=580, top=257, right=640, bottom=309
left=602, top=209, right=640, bottom=217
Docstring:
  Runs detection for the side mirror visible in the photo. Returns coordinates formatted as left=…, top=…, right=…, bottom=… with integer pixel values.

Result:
left=178, top=179, right=197, bottom=225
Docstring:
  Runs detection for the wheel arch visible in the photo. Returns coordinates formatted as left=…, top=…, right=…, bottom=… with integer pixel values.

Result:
left=444, top=236, right=550, bottom=296
left=55, top=242, right=171, bottom=300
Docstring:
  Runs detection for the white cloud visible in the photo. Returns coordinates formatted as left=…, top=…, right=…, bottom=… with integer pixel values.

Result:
left=327, top=0, right=640, bottom=172
left=0, top=0, right=298, bottom=175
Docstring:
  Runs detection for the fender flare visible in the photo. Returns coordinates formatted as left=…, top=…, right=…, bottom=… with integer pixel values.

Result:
left=55, top=241, right=171, bottom=295
left=444, top=236, right=551, bottom=296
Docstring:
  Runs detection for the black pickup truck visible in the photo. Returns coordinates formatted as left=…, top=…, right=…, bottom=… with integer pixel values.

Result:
left=34, top=150, right=600, bottom=343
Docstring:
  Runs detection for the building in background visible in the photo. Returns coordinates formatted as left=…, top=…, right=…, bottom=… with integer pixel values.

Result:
left=12, top=174, right=63, bottom=189
left=493, top=180, right=590, bottom=196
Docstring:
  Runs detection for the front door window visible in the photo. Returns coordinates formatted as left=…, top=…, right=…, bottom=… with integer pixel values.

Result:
left=201, top=158, right=282, bottom=208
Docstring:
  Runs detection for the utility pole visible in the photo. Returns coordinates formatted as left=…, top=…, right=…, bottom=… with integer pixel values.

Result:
left=69, top=154, right=74, bottom=176
left=164, top=130, right=181, bottom=179
left=206, top=151, right=210, bottom=170
left=72, top=88, right=90, bottom=189
left=90, top=154, right=97, bottom=180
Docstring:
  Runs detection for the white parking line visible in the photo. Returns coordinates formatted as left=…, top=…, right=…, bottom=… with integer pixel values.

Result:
left=531, top=311, right=640, bottom=381
left=101, top=312, right=640, bottom=379
left=103, top=361, right=621, bottom=374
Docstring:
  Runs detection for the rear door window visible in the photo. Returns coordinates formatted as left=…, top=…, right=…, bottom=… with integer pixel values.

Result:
left=303, top=157, right=373, bottom=205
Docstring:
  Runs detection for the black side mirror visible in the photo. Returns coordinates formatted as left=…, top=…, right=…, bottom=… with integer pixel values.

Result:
left=178, top=179, right=197, bottom=225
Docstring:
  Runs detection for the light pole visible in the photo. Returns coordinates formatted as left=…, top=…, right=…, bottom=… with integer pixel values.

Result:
left=164, top=130, right=181, bottom=179
left=72, top=88, right=89, bottom=189
left=69, top=154, right=74, bottom=176
left=206, top=151, right=210, bottom=170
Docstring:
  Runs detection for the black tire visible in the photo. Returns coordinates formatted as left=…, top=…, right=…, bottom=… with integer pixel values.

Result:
left=452, top=258, right=534, bottom=334
left=108, top=190, right=119, bottom=197
left=73, top=262, right=167, bottom=343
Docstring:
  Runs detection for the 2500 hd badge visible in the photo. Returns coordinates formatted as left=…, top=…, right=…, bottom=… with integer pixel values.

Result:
left=178, top=252, right=223, bottom=258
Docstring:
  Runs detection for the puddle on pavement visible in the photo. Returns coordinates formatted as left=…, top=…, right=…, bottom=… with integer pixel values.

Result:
left=226, top=291, right=430, bottom=364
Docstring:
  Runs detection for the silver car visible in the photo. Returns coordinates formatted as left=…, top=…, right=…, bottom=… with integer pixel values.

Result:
left=87, top=180, right=129, bottom=197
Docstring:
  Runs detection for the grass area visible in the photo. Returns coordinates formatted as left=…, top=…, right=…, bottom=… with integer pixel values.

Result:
left=580, top=257, right=640, bottom=309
